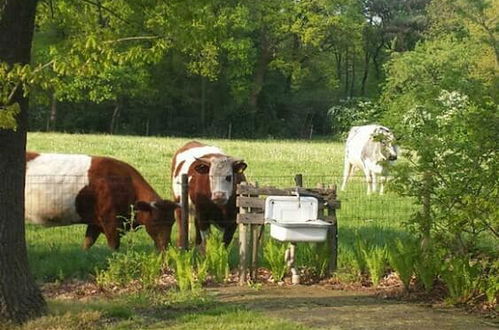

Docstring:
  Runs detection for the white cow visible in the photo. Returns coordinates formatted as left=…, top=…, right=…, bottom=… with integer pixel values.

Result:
left=341, top=124, right=398, bottom=194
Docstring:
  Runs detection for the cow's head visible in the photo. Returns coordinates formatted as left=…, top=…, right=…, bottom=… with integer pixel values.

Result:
left=194, top=156, right=247, bottom=206
left=135, top=199, right=179, bottom=250
left=372, top=127, right=398, bottom=162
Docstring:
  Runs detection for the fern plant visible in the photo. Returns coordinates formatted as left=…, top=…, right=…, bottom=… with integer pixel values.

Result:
left=204, top=232, right=230, bottom=283
left=167, top=248, right=201, bottom=292
left=353, top=233, right=368, bottom=275
left=388, top=239, right=416, bottom=290
left=297, top=243, right=329, bottom=278
left=263, top=239, right=288, bottom=282
left=441, top=256, right=480, bottom=304
left=362, top=245, right=387, bottom=286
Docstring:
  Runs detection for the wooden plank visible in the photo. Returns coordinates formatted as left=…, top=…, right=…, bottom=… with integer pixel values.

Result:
left=326, top=200, right=341, bottom=209
left=237, top=213, right=265, bottom=225
left=236, top=196, right=265, bottom=209
left=237, top=185, right=294, bottom=196
left=237, top=184, right=336, bottom=199
left=322, top=216, right=337, bottom=224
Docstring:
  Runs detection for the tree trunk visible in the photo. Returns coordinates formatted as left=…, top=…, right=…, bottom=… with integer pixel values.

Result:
left=344, top=47, right=349, bottom=98
left=248, top=32, right=272, bottom=113
left=0, top=0, right=47, bottom=324
left=109, top=99, right=121, bottom=134
left=200, top=77, right=206, bottom=133
left=360, top=51, right=370, bottom=96
left=46, top=92, right=57, bottom=131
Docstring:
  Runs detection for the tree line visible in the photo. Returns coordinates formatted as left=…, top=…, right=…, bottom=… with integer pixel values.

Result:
left=28, top=0, right=429, bottom=138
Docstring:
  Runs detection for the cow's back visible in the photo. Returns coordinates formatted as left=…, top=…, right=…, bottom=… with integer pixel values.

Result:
left=25, top=153, right=92, bottom=226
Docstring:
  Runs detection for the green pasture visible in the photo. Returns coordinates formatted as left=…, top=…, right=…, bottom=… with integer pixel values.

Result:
left=26, top=132, right=417, bottom=282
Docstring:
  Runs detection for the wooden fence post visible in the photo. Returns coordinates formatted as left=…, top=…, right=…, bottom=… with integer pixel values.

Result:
left=327, top=184, right=338, bottom=274
left=250, top=182, right=260, bottom=280
left=238, top=182, right=248, bottom=285
left=180, top=174, right=189, bottom=250
left=294, top=174, right=303, bottom=188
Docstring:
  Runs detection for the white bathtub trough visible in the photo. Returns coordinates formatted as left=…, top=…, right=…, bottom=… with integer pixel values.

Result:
left=264, top=196, right=331, bottom=242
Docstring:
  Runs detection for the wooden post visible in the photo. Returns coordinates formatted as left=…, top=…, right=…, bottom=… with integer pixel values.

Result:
left=327, top=184, right=338, bottom=274
left=294, top=174, right=303, bottom=187
left=238, top=182, right=249, bottom=285
left=180, top=174, right=189, bottom=250
left=250, top=182, right=260, bottom=280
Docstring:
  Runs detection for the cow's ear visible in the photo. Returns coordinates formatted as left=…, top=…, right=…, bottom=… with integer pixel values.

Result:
left=135, top=201, right=153, bottom=212
left=233, top=160, right=247, bottom=174
left=154, top=199, right=181, bottom=210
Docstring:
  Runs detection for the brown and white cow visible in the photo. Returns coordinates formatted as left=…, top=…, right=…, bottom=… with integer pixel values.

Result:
left=171, top=141, right=247, bottom=247
left=25, top=152, right=178, bottom=250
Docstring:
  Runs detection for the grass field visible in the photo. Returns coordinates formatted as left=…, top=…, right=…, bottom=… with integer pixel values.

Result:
left=26, top=132, right=417, bottom=282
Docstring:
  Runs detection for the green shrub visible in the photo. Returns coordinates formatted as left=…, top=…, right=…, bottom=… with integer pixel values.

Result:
left=263, top=239, right=288, bottom=282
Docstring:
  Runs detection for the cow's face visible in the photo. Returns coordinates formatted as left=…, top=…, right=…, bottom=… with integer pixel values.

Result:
left=135, top=199, right=179, bottom=250
left=194, top=156, right=247, bottom=206
left=373, top=128, right=398, bottom=162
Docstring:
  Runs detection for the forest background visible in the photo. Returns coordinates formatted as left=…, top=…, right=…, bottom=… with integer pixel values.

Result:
left=25, top=0, right=434, bottom=138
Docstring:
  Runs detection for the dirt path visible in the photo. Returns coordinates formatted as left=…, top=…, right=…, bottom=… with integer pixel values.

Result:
left=212, top=285, right=498, bottom=330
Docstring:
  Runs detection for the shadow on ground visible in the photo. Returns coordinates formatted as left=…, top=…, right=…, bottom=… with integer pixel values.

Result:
left=210, top=285, right=498, bottom=330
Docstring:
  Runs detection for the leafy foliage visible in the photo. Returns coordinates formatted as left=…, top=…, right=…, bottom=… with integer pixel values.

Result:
left=382, top=0, right=498, bottom=303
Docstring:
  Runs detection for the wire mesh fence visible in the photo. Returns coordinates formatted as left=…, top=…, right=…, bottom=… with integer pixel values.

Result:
left=23, top=173, right=419, bottom=245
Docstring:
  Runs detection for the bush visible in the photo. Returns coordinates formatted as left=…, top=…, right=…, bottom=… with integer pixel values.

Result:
left=328, top=98, right=384, bottom=137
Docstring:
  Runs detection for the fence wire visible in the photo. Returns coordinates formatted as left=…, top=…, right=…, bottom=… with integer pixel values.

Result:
left=24, top=174, right=418, bottom=243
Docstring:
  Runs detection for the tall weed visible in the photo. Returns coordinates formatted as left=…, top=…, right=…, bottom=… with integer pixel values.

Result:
left=96, top=212, right=166, bottom=288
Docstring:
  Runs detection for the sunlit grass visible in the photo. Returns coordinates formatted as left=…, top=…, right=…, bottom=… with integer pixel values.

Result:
left=26, top=132, right=417, bottom=282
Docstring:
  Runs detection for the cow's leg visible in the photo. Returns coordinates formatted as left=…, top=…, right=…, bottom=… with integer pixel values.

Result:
left=379, top=175, right=386, bottom=195
left=83, top=224, right=101, bottom=250
left=341, top=160, right=353, bottom=191
left=372, top=173, right=378, bottom=194
left=363, top=168, right=372, bottom=194
left=99, top=211, right=121, bottom=250
left=222, top=222, right=237, bottom=247
left=195, top=214, right=210, bottom=254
